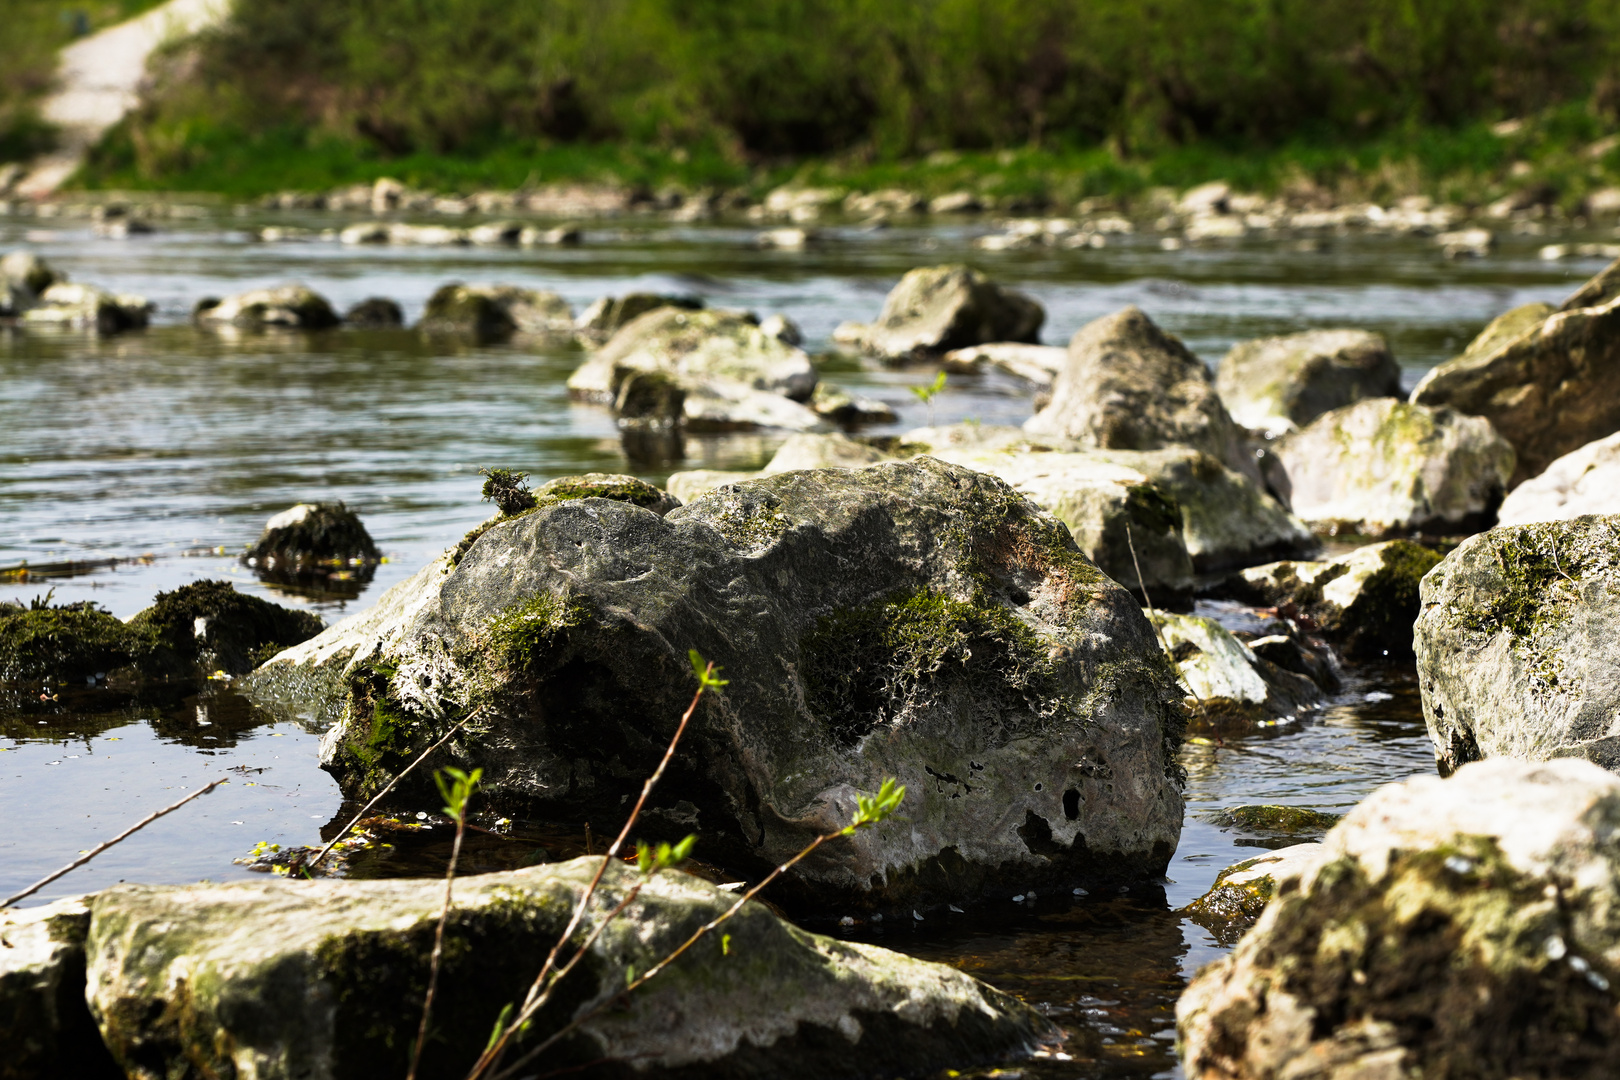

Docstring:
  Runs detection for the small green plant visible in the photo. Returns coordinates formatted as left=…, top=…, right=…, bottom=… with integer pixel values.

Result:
left=637, top=834, right=697, bottom=875
left=478, top=468, right=537, bottom=516
left=910, top=371, right=947, bottom=427
left=406, top=766, right=482, bottom=1080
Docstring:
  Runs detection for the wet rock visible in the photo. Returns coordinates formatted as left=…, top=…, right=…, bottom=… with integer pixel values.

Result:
left=1214, top=805, right=1342, bottom=834
left=1025, top=307, right=1259, bottom=483
left=126, top=579, right=325, bottom=675
left=1178, top=758, right=1620, bottom=1080
left=19, top=282, right=151, bottom=333
left=942, top=343, right=1069, bottom=387
left=243, top=502, right=381, bottom=594
left=683, top=382, right=831, bottom=433
left=254, top=459, right=1186, bottom=910
left=0, top=598, right=156, bottom=687
left=1411, top=260, right=1620, bottom=484
left=1182, top=843, right=1324, bottom=943
left=0, top=250, right=62, bottom=296
left=1415, top=516, right=1620, bottom=773
left=573, top=292, right=703, bottom=345
left=194, top=284, right=341, bottom=330
left=1215, top=329, right=1401, bottom=437
left=809, top=383, right=898, bottom=425
left=1497, top=431, right=1620, bottom=525
left=449, top=472, right=683, bottom=568
left=764, top=431, right=893, bottom=471
left=1227, top=540, right=1443, bottom=659
left=1150, top=610, right=1323, bottom=731
left=1272, top=398, right=1515, bottom=536
left=0, top=897, right=121, bottom=1080
left=833, top=265, right=1044, bottom=361
left=86, top=858, right=1051, bottom=1080
left=1437, top=226, right=1494, bottom=259
left=417, top=283, right=574, bottom=339
left=342, top=297, right=404, bottom=328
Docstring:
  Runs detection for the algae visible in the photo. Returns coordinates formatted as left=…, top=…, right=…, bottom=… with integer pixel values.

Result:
left=0, top=597, right=157, bottom=684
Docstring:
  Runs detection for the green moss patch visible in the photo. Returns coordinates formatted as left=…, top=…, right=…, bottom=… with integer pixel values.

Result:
left=485, top=593, right=590, bottom=673
left=0, top=598, right=157, bottom=684
left=1216, top=804, right=1342, bottom=833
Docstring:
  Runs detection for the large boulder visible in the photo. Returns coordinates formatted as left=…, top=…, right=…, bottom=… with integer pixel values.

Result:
left=1415, top=515, right=1620, bottom=772
left=1215, top=329, right=1401, bottom=437
left=1497, top=431, right=1620, bottom=525
left=416, top=283, right=574, bottom=338
left=249, top=459, right=1187, bottom=911
left=1179, top=758, right=1620, bottom=1080
left=1024, top=307, right=1259, bottom=483
left=1411, top=258, right=1620, bottom=484
left=0, top=898, right=120, bottom=1079
left=1272, top=398, right=1515, bottom=536
left=194, top=285, right=341, bottom=330
left=21, top=283, right=151, bottom=334
left=833, top=265, right=1044, bottom=361
left=83, top=859, right=1053, bottom=1080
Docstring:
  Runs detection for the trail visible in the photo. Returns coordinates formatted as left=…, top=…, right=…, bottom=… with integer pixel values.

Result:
left=16, top=0, right=230, bottom=199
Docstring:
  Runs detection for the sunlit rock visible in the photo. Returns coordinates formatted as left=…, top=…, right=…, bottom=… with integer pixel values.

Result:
left=834, top=265, right=1043, bottom=361
left=1216, top=329, right=1400, bottom=437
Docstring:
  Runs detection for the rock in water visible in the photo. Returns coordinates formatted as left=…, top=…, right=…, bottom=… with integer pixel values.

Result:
left=1215, top=329, right=1401, bottom=437
left=1411, top=257, right=1620, bottom=483
left=194, top=284, right=341, bottom=329
left=1149, top=611, right=1324, bottom=731
left=1178, top=758, right=1620, bottom=1080
left=342, top=296, right=404, bottom=328
left=21, top=283, right=151, bottom=333
left=244, top=502, right=381, bottom=575
left=1182, top=843, right=1325, bottom=944
left=1025, top=307, right=1260, bottom=483
left=1272, top=398, right=1515, bottom=536
left=417, top=283, right=573, bottom=339
left=1415, top=516, right=1620, bottom=772
left=0, top=898, right=120, bottom=1080
left=573, top=291, right=703, bottom=344
left=0, top=250, right=62, bottom=296
left=833, top=265, right=1044, bottom=361
left=1497, top=431, right=1620, bottom=525
left=85, top=859, right=1054, bottom=1079
left=252, top=460, right=1187, bottom=909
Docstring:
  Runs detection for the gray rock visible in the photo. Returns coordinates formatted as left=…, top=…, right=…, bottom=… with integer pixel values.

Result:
left=342, top=297, right=403, bottom=328
left=252, top=459, right=1187, bottom=909
left=86, top=859, right=1053, bottom=1080
left=21, top=283, right=151, bottom=333
left=1411, top=259, right=1620, bottom=483
left=1182, top=842, right=1325, bottom=943
left=942, top=343, right=1070, bottom=388
left=195, top=284, right=340, bottom=330
left=0, top=898, right=120, bottom=1079
left=809, top=383, right=899, bottom=425
left=574, top=292, right=704, bottom=345
left=1272, top=398, right=1515, bottom=536
left=833, top=265, right=1044, bottom=361
left=1025, top=307, right=1259, bottom=483
left=1149, top=610, right=1324, bottom=731
left=1227, top=540, right=1443, bottom=659
left=0, top=250, right=62, bottom=296
left=1178, top=758, right=1620, bottom=1080
left=1415, top=515, right=1620, bottom=773
left=417, top=283, right=573, bottom=338
left=1215, top=329, right=1401, bottom=437
left=1497, top=431, right=1620, bottom=525
left=764, top=432, right=892, bottom=472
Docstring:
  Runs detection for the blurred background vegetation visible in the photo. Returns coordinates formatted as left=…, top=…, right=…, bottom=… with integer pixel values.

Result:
left=8, top=0, right=1620, bottom=200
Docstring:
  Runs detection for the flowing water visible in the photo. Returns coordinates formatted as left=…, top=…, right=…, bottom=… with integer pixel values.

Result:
left=0, top=207, right=1602, bottom=1077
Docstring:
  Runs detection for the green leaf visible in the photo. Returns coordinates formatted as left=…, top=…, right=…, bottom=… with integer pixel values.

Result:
left=688, top=648, right=730, bottom=688
left=485, top=1002, right=515, bottom=1052
left=433, top=766, right=483, bottom=820
left=637, top=833, right=699, bottom=876
left=845, top=777, right=906, bottom=834
left=722, top=932, right=732, bottom=956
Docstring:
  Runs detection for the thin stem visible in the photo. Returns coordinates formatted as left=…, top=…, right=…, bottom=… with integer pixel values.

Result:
left=2, top=777, right=226, bottom=908
left=308, top=715, right=472, bottom=871
left=408, top=807, right=468, bottom=1080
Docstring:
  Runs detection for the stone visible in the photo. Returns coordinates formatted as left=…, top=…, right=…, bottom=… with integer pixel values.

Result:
left=467, top=219, right=523, bottom=245
left=0, top=250, right=62, bottom=295
left=683, top=383, right=832, bottom=433
left=1182, top=843, right=1324, bottom=943
left=243, top=501, right=381, bottom=578
left=1437, top=226, right=1494, bottom=258
left=1497, top=431, right=1620, bottom=525
left=19, top=282, right=151, bottom=333
left=0, top=897, right=121, bottom=1079
left=1150, top=610, right=1324, bottom=731
left=1415, top=515, right=1620, bottom=773
left=1025, top=306, right=1259, bottom=483
left=928, top=192, right=984, bottom=215
left=194, top=284, right=341, bottom=330
left=1215, top=329, right=1401, bottom=436
left=1411, top=260, right=1620, bottom=483
left=1226, top=540, right=1443, bottom=659
left=763, top=432, right=892, bottom=472
left=833, top=265, right=1044, bottom=361
left=252, top=459, right=1186, bottom=910
left=1178, top=758, right=1620, bottom=1080
left=942, top=343, right=1070, bottom=387
left=573, top=292, right=703, bottom=344
left=809, top=383, right=899, bottom=425
left=1214, top=805, right=1342, bottom=835
left=417, top=283, right=573, bottom=338
left=1272, top=398, right=1515, bottom=536
left=342, top=297, right=404, bottom=328
left=86, top=859, right=1052, bottom=1080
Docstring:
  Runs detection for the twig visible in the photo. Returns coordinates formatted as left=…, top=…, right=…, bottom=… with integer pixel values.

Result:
left=2, top=777, right=227, bottom=908
left=307, top=715, right=472, bottom=871
left=1126, top=523, right=1201, bottom=704
left=407, top=794, right=470, bottom=1080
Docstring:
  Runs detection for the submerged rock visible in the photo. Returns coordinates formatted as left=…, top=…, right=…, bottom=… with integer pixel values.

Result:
left=1415, top=516, right=1620, bottom=773
left=417, top=283, right=574, bottom=339
left=342, top=296, right=404, bottom=328
left=1025, top=307, right=1259, bottom=483
left=833, top=265, right=1044, bottom=361
left=1411, top=259, right=1620, bottom=483
left=1182, top=843, right=1324, bottom=943
left=1150, top=610, right=1324, bottom=732
left=1497, top=431, right=1620, bottom=525
left=252, top=459, right=1187, bottom=910
left=1215, top=329, right=1401, bottom=437
left=1226, top=539, right=1442, bottom=659
left=194, top=284, right=341, bottom=330
left=1273, top=398, right=1515, bottom=536
left=573, top=292, right=704, bottom=345
left=0, top=898, right=120, bottom=1080
left=85, top=859, right=1053, bottom=1080
left=1178, top=758, right=1620, bottom=1080
left=21, top=283, right=151, bottom=333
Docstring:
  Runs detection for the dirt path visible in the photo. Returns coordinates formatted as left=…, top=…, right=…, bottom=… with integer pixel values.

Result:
left=17, top=0, right=230, bottom=198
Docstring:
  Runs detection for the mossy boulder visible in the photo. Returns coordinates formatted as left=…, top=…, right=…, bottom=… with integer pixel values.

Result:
left=1414, top=516, right=1620, bottom=773
left=1498, top=431, right=1620, bottom=525
left=1272, top=398, right=1515, bottom=536
left=450, top=473, right=682, bottom=567
left=1178, top=758, right=1620, bottom=1080
left=126, top=580, right=325, bottom=675
left=0, top=599, right=158, bottom=687
left=574, top=291, right=703, bottom=344
left=85, top=859, right=1053, bottom=1080
left=0, top=897, right=121, bottom=1080
left=1182, top=842, right=1324, bottom=943
left=250, top=459, right=1186, bottom=912
left=1227, top=539, right=1443, bottom=659
left=194, top=284, right=341, bottom=330
left=1214, top=805, right=1342, bottom=834
left=1215, top=329, right=1401, bottom=437
left=417, top=283, right=574, bottom=339
left=21, top=283, right=151, bottom=334
left=1411, top=257, right=1620, bottom=484
left=1148, top=611, right=1324, bottom=733
left=1025, top=306, right=1260, bottom=484
left=833, top=265, right=1044, bottom=361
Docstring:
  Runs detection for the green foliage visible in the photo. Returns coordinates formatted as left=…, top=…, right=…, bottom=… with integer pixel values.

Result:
left=688, top=648, right=729, bottom=689
left=478, top=468, right=537, bottom=517
left=910, top=371, right=947, bottom=426
left=635, top=833, right=696, bottom=876
left=434, top=766, right=482, bottom=821
left=485, top=593, right=589, bottom=672
left=843, top=777, right=906, bottom=835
